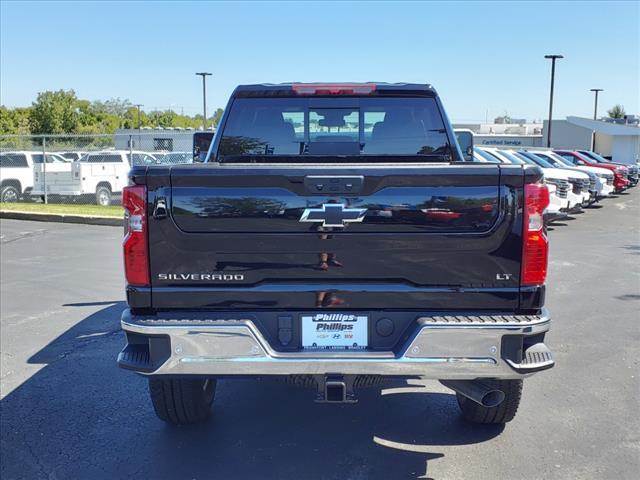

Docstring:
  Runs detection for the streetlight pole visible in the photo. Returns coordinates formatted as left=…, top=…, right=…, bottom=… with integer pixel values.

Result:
left=195, top=72, right=212, bottom=130
left=544, top=54, right=563, bottom=148
left=134, top=104, right=143, bottom=151
left=134, top=104, right=143, bottom=130
left=590, top=88, right=603, bottom=151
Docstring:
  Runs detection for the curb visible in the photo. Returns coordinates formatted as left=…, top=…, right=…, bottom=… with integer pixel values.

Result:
left=0, top=210, right=123, bottom=227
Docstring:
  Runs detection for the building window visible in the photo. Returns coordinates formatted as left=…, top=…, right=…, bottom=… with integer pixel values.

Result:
left=153, top=138, right=173, bottom=151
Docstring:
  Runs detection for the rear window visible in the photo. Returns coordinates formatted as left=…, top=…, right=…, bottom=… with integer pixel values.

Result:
left=0, top=153, right=28, bottom=168
left=473, top=149, right=502, bottom=163
left=557, top=154, right=577, bottom=164
left=579, top=151, right=610, bottom=163
left=523, top=152, right=554, bottom=168
left=217, top=97, right=452, bottom=161
left=45, top=154, right=68, bottom=163
left=533, top=153, right=561, bottom=167
left=511, top=152, right=536, bottom=165
left=496, top=150, right=526, bottom=164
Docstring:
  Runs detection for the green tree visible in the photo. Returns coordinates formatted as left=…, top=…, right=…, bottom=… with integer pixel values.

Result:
left=93, top=97, right=132, bottom=116
left=122, top=106, right=151, bottom=129
left=0, top=106, right=15, bottom=133
left=0, top=107, right=32, bottom=135
left=148, top=110, right=178, bottom=128
left=29, top=89, right=79, bottom=134
left=3, top=91, right=224, bottom=134
left=89, top=100, right=122, bottom=132
left=211, top=108, right=224, bottom=127
left=607, top=104, right=626, bottom=119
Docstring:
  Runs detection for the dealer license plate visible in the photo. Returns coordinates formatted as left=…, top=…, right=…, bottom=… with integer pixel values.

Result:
left=301, top=313, right=368, bottom=350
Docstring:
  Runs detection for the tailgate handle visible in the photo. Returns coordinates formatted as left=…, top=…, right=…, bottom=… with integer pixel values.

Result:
left=304, top=175, right=364, bottom=195
left=153, top=196, right=168, bottom=219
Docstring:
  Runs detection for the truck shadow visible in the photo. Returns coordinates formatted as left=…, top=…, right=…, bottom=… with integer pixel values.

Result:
left=1, top=303, right=503, bottom=480
left=614, top=294, right=640, bottom=301
left=621, top=244, right=640, bottom=255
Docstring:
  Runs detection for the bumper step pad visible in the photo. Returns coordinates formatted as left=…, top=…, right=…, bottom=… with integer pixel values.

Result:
left=117, top=344, right=153, bottom=373
left=506, top=342, right=554, bottom=373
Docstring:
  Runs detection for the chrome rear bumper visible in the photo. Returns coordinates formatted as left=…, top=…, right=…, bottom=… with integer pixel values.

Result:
left=118, top=309, right=552, bottom=380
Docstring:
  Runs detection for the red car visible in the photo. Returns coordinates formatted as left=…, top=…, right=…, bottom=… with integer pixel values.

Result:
left=554, top=150, right=629, bottom=192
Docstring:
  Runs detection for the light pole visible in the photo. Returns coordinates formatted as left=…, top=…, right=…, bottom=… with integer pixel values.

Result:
left=590, top=88, right=603, bottom=151
left=195, top=72, right=212, bottom=130
left=544, top=54, right=563, bottom=147
left=134, top=104, right=143, bottom=130
left=134, top=104, right=143, bottom=150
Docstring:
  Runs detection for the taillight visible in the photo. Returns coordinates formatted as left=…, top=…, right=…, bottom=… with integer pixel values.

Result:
left=521, top=183, right=549, bottom=286
left=123, top=185, right=149, bottom=286
left=292, top=83, right=376, bottom=95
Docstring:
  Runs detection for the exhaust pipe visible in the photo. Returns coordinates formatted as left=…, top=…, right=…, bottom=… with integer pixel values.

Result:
left=440, top=380, right=505, bottom=408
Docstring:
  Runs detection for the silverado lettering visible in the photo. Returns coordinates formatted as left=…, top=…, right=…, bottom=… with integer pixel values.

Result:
left=157, top=273, right=245, bottom=281
left=118, top=83, right=555, bottom=426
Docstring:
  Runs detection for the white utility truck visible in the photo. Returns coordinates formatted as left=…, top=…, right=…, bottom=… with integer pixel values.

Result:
left=31, top=150, right=156, bottom=205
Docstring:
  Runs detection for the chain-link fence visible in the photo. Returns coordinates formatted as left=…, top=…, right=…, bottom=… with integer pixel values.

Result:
left=0, top=131, right=207, bottom=208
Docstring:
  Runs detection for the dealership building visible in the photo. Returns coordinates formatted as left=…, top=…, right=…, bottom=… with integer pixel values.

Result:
left=544, top=117, right=640, bottom=165
left=455, top=116, right=640, bottom=165
left=453, top=121, right=545, bottom=148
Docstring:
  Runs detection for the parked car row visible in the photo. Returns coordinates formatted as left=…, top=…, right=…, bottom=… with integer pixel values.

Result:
left=472, top=146, right=638, bottom=223
left=0, top=149, right=194, bottom=204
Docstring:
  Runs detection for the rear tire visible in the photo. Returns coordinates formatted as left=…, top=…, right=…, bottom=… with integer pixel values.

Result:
left=1, top=185, right=20, bottom=203
left=455, top=379, right=522, bottom=424
left=148, top=377, right=216, bottom=425
left=95, top=186, right=112, bottom=206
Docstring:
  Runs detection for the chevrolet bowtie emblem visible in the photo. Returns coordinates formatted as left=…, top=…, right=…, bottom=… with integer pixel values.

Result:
left=299, top=204, right=367, bottom=228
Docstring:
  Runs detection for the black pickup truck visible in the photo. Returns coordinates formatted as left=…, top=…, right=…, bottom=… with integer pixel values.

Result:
left=118, top=83, right=555, bottom=425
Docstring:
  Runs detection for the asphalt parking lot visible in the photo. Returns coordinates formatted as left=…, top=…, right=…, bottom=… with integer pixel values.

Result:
left=1, top=189, right=639, bottom=480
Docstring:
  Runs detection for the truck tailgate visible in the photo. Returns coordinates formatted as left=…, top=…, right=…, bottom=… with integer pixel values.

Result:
left=147, top=164, right=524, bottom=310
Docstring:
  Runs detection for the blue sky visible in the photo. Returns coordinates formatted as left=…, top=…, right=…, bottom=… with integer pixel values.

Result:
left=1, top=1, right=638, bottom=122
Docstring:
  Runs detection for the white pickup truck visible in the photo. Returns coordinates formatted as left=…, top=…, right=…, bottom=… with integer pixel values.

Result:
left=475, top=147, right=573, bottom=221
left=0, top=151, right=69, bottom=202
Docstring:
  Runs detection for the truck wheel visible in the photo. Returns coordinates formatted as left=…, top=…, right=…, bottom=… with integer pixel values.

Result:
left=1, top=185, right=20, bottom=203
left=148, top=377, right=216, bottom=425
left=455, top=379, right=522, bottom=424
left=95, top=186, right=111, bottom=206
